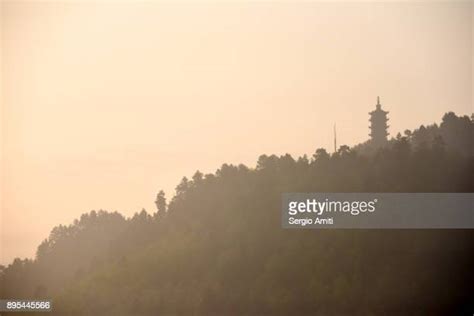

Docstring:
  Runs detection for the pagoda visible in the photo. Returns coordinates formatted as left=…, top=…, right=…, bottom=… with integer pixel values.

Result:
left=369, top=96, right=389, bottom=146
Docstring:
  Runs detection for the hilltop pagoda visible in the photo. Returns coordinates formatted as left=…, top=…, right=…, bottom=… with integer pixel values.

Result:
left=369, top=97, right=389, bottom=146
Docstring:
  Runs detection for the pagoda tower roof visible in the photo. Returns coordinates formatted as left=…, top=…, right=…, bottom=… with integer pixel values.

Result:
left=369, top=96, right=388, bottom=115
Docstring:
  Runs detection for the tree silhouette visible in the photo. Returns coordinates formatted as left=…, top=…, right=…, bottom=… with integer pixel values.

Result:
left=154, top=190, right=167, bottom=218
left=1, top=112, right=472, bottom=315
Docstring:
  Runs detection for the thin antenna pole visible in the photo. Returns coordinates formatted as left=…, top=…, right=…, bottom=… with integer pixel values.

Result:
left=334, top=123, right=337, bottom=153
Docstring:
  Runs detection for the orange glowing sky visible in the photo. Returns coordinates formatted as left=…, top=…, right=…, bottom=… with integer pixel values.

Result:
left=1, top=1, right=472, bottom=264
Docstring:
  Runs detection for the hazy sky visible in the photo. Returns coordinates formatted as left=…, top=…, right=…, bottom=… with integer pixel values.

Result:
left=1, top=1, right=472, bottom=264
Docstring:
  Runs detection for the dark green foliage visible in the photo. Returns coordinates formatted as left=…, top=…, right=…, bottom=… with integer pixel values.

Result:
left=154, top=190, right=167, bottom=219
left=1, top=113, right=473, bottom=315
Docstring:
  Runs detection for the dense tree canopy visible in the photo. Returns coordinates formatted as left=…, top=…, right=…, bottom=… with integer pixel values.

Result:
left=1, top=113, right=473, bottom=315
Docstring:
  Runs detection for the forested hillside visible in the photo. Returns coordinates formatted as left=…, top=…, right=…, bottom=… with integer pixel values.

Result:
left=1, top=112, right=473, bottom=315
